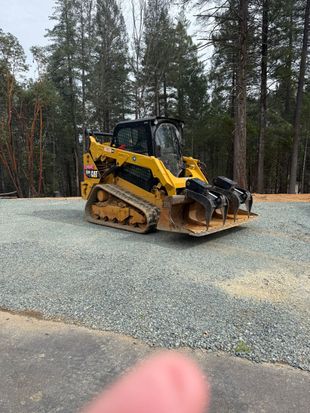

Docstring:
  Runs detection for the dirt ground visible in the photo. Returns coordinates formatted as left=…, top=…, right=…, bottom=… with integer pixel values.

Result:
left=4, top=193, right=310, bottom=202
left=253, top=193, right=310, bottom=202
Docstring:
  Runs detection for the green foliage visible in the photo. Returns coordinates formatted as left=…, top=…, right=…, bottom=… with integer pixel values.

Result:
left=90, top=0, right=129, bottom=130
left=142, top=0, right=174, bottom=115
left=0, top=29, right=28, bottom=75
left=0, top=0, right=309, bottom=196
left=235, top=340, right=251, bottom=353
left=171, top=16, right=208, bottom=121
left=141, top=7, right=209, bottom=152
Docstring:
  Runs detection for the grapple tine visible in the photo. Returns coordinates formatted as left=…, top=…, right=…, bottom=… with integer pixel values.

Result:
left=211, top=186, right=240, bottom=221
left=208, top=191, right=229, bottom=226
left=213, top=177, right=255, bottom=220
left=185, top=180, right=230, bottom=229
left=244, top=193, right=253, bottom=217
left=235, top=187, right=253, bottom=217
left=220, top=199, right=229, bottom=225
left=186, top=189, right=216, bottom=229
left=211, top=192, right=228, bottom=225
left=204, top=198, right=214, bottom=230
left=233, top=207, right=238, bottom=222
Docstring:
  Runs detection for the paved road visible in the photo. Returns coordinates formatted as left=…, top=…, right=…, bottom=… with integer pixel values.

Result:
left=1, top=311, right=309, bottom=413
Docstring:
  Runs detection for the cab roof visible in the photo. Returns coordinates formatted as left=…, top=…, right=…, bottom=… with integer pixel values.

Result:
left=116, top=116, right=183, bottom=126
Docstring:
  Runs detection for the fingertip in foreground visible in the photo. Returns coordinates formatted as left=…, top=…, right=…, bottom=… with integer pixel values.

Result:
left=83, top=351, right=210, bottom=413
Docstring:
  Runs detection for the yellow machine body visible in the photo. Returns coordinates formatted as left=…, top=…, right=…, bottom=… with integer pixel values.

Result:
left=81, top=118, right=257, bottom=236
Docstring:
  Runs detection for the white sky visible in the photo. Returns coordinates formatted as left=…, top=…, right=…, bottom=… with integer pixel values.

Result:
left=0, top=0, right=54, bottom=77
left=0, top=0, right=209, bottom=79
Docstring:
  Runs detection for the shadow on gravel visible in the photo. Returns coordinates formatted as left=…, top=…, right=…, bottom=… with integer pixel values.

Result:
left=121, top=226, right=246, bottom=250
left=24, top=209, right=87, bottom=227
left=22, top=208, right=253, bottom=246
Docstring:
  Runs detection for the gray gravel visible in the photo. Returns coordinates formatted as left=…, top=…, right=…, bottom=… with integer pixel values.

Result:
left=0, top=198, right=309, bottom=370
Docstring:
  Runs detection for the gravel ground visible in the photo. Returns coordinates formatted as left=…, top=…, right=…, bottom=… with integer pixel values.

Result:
left=0, top=198, right=309, bottom=370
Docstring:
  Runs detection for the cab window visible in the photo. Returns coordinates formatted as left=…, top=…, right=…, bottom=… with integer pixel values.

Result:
left=115, top=125, right=148, bottom=154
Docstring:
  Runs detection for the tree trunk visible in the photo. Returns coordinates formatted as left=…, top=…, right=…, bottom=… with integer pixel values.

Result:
left=289, top=0, right=310, bottom=193
left=52, top=134, right=56, bottom=194
left=4, top=74, right=23, bottom=197
left=163, top=74, right=168, bottom=117
left=234, top=0, right=248, bottom=188
left=28, top=100, right=40, bottom=197
left=0, top=165, right=4, bottom=193
left=154, top=73, right=160, bottom=116
left=284, top=1, right=293, bottom=119
left=38, top=104, right=44, bottom=195
left=226, top=55, right=236, bottom=178
left=66, top=160, right=72, bottom=196
left=301, top=135, right=308, bottom=193
left=257, top=0, right=269, bottom=193
left=80, top=4, right=86, bottom=153
left=65, top=6, right=80, bottom=196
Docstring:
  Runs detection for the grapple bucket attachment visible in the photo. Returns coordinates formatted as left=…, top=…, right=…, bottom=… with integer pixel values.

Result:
left=213, top=176, right=253, bottom=219
left=185, top=178, right=228, bottom=228
left=156, top=177, right=257, bottom=237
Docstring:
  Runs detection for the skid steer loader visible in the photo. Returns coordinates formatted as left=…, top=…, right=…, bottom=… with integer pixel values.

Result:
left=81, top=117, right=257, bottom=236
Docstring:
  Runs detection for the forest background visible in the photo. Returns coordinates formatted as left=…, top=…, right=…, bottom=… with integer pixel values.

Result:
left=0, top=0, right=309, bottom=197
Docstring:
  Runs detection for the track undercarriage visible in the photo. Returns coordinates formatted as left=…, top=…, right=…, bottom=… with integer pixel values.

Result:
left=85, top=184, right=160, bottom=234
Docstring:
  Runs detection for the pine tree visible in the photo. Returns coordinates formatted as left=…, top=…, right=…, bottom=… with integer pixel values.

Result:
left=172, top=16, right=207, bottom=120
left=129, top=0, right=147, bottom=118
left=171, top=16, right=208, bottom=154
left=47, top=0, right=80, bottom=195
left=90, top=0, right=129, bottom=131
left=75, top=0, right=94, bottom=137
left=257, top=0, right=269, bottom=193
left=289, top=0, right=310, bottom=193
left=192, top=0, right=252, bottom=185
left=142, top=0, right=174, bottom=116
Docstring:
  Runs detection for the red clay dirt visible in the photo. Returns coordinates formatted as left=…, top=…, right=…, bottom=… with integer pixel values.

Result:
left=253, top=193, right=310, bottom=202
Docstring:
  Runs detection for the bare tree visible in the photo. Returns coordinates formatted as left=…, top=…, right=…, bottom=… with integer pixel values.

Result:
left=0, top=73, right=24, bottom=197
left=0, top=30, right=27, bottom=197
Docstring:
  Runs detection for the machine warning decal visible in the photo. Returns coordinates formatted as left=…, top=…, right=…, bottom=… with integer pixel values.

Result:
left=84, top=166, right=99, bottom=179
left=104, top=146, right=113, bottom=153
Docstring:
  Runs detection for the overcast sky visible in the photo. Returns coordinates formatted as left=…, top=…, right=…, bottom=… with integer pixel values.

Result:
left=0, top=0, right=55, bottom=76
left=0, top=0, right=205, bottom=79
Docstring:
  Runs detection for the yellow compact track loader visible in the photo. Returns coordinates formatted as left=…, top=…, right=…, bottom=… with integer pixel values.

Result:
left=81, top=117, right=257, bottom=236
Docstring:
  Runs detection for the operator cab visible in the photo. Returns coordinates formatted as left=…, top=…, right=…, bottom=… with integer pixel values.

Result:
left=84, top=129, right=113, bottom=151
left=112, top=117, right=184, bottom=176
